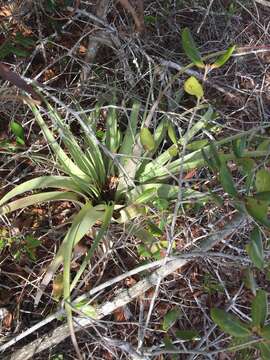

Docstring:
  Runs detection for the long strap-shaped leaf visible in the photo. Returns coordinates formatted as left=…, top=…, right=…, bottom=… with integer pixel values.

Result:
left=29, top=103, right=91, bottom=183
left=0, top=176, right=85, bottom=207
left=34, top=203, right=104, bottom=306
left=126, top=183, right=209, bottom=203
left=70, top=204, right=114, bottom=292
left=0, top=191, right=81, bottom=216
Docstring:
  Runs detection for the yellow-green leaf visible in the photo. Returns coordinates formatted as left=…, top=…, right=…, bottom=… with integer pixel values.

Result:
left=212, top=45, right=235, bottom=69
left=10, top=120, right=25, bottom=145
left=140, top=127, right=155, bottom=151
left=184, top=76, right=204, bottom=99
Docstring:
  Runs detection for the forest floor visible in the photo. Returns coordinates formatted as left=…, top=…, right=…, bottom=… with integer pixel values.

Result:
left=0, top=1, right=270, bottom=359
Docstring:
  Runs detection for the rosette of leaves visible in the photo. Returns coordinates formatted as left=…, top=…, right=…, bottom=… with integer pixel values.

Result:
left=0, top=96, right=245, bottom=310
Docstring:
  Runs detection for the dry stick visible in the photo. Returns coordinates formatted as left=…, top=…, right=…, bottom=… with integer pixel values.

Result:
left=6, top=214, right=246, bottom=360
left=0, top=251, right=251, bottom=356
left=81, top=0, right=111, bottom=81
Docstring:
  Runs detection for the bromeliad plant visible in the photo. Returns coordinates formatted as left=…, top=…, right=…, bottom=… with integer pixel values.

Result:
left=0, top=97, right=213, bottom=308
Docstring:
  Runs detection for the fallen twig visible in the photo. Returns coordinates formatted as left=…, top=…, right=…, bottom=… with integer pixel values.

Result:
left=5, top=214, right=247, bottom=360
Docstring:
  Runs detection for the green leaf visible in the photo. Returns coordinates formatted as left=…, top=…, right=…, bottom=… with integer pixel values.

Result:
left=168, top=144, right=178, bottom=157
left=168, top=124, right=178, bottom=144
left=259, top=342, right=270, bottom=360
left=261, top=324, right=270, bottom=340
left=251, top=290, right=268, bottom=327
left=140, top=127, right=155, bottom=151
left=186, top=139, right=208, bottom=151
left=0, top=191, right=81, bottom=216
left=147, top=221, right=163, bottom=237
left=63, top=204, right=104, bottom=308
left=175, top=329, right=200, bottom=341
left=0, top=176, right=85, bottom=207
left=162, top=308, right=182, bottom=331
left=181, top=28, right=204, bottom=68
left=163, top=334, right=177, bottom=360
left=212, top=46, right=235, bottom=68
left=246, top=227, right=264, bottom=270
left=211, top=308, right=251, bottom=337
left=29, top=103, right=91, bottom=183
left=10, top=121, right=25, bottom=145
left=243, top=268, right=257, bottom=295
left=133, top=188, right=157, bottom=204
left=74, top=300, right=98, bottom=318
left=119, top=101, right=140, bottom=166
left=232, top=137, right=246, bottom=158
left=184, top=76, right=204, bottom=99
left=255, top=169, right=270, bottom=192
left=245, top=197, right=270, bottom=227
left=219, top=161, right=238, bottom=197
left=105, top=104, right=121, bottom=153
left=254, top=192, right=270, bottom=202
left=71, top=204, right=113, bottom=291
left=257, top=139, right=270, bottom=151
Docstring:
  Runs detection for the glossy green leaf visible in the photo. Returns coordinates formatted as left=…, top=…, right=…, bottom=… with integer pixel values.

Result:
left=219, top=161, right=238, bottom=197
left=211, top=308, right=251, bottom=337
left=251, top=290, right=268, bottom=327
left=184, top=76, right=204, bottom=99
left=255, top=169, right=270, bottom=192
left=212, top=45, right=235, bottom=68
left=10, top=121, right=25, bottom=144
left=163, top=308, right=182, bottom=331
left=246, top=227, right=264, bottom=270
left=175, top=329, right=200, bottom=340
left=181, top=28, right=204, bottom=68
left=140, top=127, right=155, bottom=151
